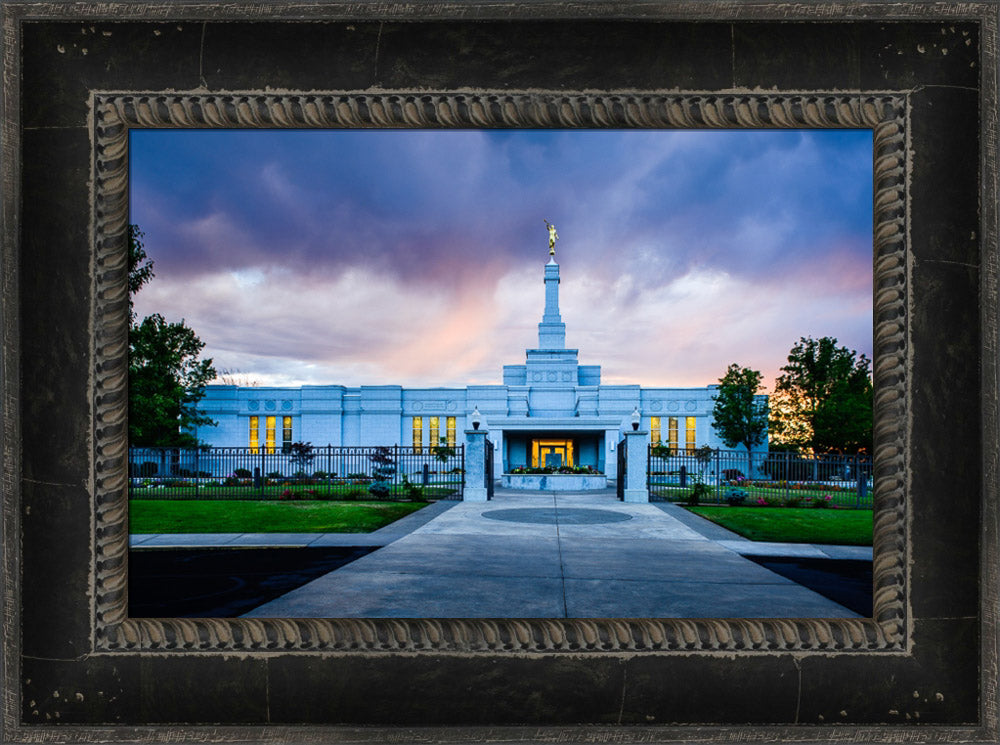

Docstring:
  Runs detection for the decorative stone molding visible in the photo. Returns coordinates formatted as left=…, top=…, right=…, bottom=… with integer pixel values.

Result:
left=93, top=91, right=907, bottom=653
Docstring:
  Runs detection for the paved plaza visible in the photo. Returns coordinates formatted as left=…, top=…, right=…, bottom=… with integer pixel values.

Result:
left=135, top=487, right=870, bottom=619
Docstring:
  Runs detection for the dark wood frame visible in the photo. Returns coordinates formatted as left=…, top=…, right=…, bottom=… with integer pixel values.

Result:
left=2, top=1, right=997, bottom=742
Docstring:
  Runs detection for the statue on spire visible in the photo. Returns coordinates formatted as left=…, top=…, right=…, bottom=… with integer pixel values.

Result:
left=544, top=219, right=559, bottom=256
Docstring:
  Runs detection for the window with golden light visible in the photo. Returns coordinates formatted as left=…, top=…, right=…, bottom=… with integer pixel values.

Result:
left=412, top=417, right=423, bottom=453
left=249, top=416, right=259, bottom=451
left=265, top=416, right=276, bottom=454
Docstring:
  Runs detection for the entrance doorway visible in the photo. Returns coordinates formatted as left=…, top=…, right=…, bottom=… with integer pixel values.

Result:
left=531, top=439, right=574, bottom=468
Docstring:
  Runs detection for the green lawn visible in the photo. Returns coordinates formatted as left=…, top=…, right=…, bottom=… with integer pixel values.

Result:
left=130, top=500, right=429, bottom=534
left=684, top=506, right=873, bottom=546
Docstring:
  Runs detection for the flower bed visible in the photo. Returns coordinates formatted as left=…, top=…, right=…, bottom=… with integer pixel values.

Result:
left=501, top=472, right=608, bottom=491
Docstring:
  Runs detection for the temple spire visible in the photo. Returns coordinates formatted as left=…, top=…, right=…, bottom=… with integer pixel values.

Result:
left=538, top=221, right=566, bottom=349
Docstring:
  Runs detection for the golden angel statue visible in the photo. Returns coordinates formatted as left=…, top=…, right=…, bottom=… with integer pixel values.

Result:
left=544, top=219, right=559, bottom=255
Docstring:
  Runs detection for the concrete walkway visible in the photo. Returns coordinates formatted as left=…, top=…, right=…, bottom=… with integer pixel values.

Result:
left=192, top=487, right=868, bottom=619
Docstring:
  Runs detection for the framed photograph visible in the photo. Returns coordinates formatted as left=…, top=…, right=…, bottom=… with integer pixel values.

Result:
left=125, top=125, right=876, bottom=622
left=2, top=1, right=997, bottom=742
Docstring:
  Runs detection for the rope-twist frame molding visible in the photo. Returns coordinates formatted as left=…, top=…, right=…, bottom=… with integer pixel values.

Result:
left=91, top=92, right=907, bottom=653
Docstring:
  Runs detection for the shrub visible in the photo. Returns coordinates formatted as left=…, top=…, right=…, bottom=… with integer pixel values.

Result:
left=432, top=438, right=457, bottom=463
left=234, top=468, right=252, bottom=478
left=287, top=441, right=315, bottom=474
left=688, top=482, right=712, bottom=505
left=312, top=470, right=329, bottom=479
left=722, top=469, right=745, bottom=481
left=650, top=443, right=676, bottom=458
left=813, top=494, right=834, bottom=508
left=223, top=475, right=240, bottom=487
left=279, top=488, right=295, bottom=501
left=725, top=488, right=747, bottom=506
left=266, top=471, right=283, bottom=479
left=785, top=495, right=804, bottom=508
left=401, top=475, right=426, bottom=502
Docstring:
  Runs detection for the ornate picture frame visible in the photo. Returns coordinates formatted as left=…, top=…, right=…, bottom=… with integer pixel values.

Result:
left=3, top=1, right=997, bottom=741
left=94, top=91, right=906, bottom=653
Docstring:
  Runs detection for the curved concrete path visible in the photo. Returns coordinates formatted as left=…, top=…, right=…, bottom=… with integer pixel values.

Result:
left=239, top=487, right=865, bottom=619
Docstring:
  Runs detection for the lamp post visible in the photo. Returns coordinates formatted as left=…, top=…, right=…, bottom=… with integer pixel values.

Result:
left=464, top=407, right=488, bottom=501
left=623, top=407, right=649, bottom=503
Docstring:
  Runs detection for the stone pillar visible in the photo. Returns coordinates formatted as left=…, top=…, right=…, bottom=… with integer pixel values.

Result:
left=623, top=429, right=650, bottom=503
left=464, top=428, right=489, bottom=502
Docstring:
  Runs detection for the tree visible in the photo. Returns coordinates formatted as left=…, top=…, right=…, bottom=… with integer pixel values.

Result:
left=214, top=368, right=262, bottom=387
left=770, top=336, right=873, bottom=454
left=432, top=437, right=456, bottom=464
left=128, top=225, right=217, bottom=447
left=287, top=441, right=315, bottom=475
left=129, top=314, right=217, bottom=447
left=128, top=225, right=155, bottom=324
left=711, top=364, right=769, bottom=478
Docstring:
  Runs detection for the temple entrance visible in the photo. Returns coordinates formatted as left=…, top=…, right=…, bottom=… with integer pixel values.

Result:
left=502, top=431, right=605, bottom=473
left=531, top=438, right=575, bottom=468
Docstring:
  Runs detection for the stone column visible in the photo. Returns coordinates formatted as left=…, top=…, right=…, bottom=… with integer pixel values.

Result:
left=464, top=428, right=489, bottom=502
left=623, top=429, right=650, bottom=503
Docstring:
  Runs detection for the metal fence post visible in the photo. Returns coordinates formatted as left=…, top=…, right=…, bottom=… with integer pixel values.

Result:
left=714, top=448, right=721, bottom=502
left=855, top=452, right=862, bottom=508
left=784, top=450, right=790, bottom=501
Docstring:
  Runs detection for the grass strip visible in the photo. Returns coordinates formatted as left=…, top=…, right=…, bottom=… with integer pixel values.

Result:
left=130, top=499, right=428, bottom=534
left=684, top=505, right=873, bottom=546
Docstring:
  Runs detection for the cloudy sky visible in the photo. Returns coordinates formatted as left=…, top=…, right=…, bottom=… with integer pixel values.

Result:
left=129, top=127, right=873, bottom=391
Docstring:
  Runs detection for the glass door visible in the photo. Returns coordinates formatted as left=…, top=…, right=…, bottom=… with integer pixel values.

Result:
left=531, top=439, right=575, bottom=468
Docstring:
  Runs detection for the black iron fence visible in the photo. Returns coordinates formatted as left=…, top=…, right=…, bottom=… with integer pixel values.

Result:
left=485, top=438, right=495, bottom=500
left=647, top=447, right=873, bottom=509
left=129, top=445, right=464, bottom=501
left=616, top=438, right=627, bottom=501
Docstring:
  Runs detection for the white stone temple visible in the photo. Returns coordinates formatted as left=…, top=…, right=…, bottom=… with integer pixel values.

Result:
left=193, top=244, right=766, bottom=481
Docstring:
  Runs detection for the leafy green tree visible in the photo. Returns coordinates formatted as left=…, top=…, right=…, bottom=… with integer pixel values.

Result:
left=287, top=441, right=315, bottom=474
left=128, top=225, right=217, bottom=447
left=129, top=314, right=217, bottom=447
left=711, top=364, right=769, bottom=477
left=770, top=336, right=872, bottom=454
left=128, top=225, right=155, bottom=323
